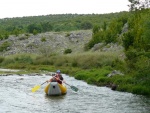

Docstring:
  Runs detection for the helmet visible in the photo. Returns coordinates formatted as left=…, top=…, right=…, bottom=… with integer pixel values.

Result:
left=56, top=70, right=61, bottom=73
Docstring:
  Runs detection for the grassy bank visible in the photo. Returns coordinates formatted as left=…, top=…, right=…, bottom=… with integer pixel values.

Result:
left=0, top=52, right=150, bottom=97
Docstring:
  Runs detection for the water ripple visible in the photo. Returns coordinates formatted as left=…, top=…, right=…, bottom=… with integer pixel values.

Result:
left=0, top=75, right=150, bottom=113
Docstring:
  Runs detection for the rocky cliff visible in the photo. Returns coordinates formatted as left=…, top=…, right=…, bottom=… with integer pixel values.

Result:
left=0, top=30, right=92, bottom=56
left=0, top=29, right=124, bottom=56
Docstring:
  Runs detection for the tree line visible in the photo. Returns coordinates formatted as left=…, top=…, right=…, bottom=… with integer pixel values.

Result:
left=0, top=13, right=127, bottom=40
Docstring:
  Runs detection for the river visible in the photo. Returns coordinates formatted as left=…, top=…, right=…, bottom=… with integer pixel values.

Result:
left=0, top=74, right=150, bottom=113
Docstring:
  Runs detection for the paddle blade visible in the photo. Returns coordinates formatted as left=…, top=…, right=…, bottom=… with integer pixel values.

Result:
left=71, top=86, right=78, bottom=92
left=31, top=85, right=41, bottom=92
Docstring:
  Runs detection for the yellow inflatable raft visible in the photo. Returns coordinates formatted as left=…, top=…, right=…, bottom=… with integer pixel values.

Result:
left=44, top=82, right=67, bottom=96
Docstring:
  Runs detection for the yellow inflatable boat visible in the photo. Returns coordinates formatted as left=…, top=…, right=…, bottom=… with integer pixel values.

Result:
left=44, top=82, right=67, bottom=96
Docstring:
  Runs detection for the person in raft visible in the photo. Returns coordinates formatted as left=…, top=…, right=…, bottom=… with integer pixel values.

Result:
left=47, top=70, right=64, bottom=84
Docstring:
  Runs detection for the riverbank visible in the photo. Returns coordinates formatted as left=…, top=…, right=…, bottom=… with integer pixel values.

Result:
left=1, top=65, right=150, bottom=97
left=0, top=49, right=150, bottom=97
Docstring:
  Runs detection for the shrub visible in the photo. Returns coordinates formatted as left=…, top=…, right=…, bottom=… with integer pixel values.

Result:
left=0, top=41, right=11, bottom=52
left=0, top=35, right=3, bottom=40
left=81, top=21, right=93, bottom=30
left=1, top=58, right=15, bottom=66
left=132, top=86, right=150, bottom=96
left=65, top=33, right=71, bottom=37
left=33, top=29, right=38, bottom=35
left=64, top=49, right=72, bottom=54
left=14, top=55, right=33, bottom=64
left=0, top=56, right=4, bottom=63
left=41, top=37, right=46, bottom=42
left=33, top=56, right=53, bottom=65
left=18, top=35, right=29, bottom=40
left=117, top=84, right=133, bottom=92
left=72, top=60, right=78, bottom=67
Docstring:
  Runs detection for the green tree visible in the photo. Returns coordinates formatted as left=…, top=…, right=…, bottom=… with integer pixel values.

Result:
left=81, top=21, right=93, bottom=30
left=13, top=28, right=19, bottom=36
left=41, top=22, right=53, bottom=32
left=92, top=25, right=100, bottom=34
left=102, top=21, right=107, bottom=31
left=33, top=29, right=38, bottom=35
left=27, top=24, right=41, bottom=33
left=123, top=1, right=150, bottom=83
left=128, top=0, right=150, bottom=11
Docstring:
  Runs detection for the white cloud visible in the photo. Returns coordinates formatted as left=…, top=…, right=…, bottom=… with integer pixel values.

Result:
left=0, top=0, right=130, bottom=18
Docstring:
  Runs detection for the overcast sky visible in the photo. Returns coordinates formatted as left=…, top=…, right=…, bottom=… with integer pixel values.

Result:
left=0, top=0, right=130, bottom=19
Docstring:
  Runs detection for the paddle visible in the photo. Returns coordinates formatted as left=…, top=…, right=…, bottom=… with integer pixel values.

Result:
left=31, top=81, right=47, bottom=92
left=64, top=82, right=78, bottom=92
left=53, top=76, right=78, bottom=92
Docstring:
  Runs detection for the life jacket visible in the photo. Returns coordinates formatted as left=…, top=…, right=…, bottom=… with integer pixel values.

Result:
left=54, top=74, right=63, bottom=84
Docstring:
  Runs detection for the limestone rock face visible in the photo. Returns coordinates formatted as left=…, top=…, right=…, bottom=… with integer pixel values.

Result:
left=0, top=30, right=92, bottom=56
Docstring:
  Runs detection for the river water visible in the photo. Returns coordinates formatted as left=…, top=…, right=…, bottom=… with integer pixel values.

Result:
left=0, top=74, right=150, bottom=113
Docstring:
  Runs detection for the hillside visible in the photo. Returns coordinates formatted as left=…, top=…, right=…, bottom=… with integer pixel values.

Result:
left=0, top=29, right=125, bottom=56
left=0, top=30, right=92, bottom=56
left=0, top=12, right=129, bottom=40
